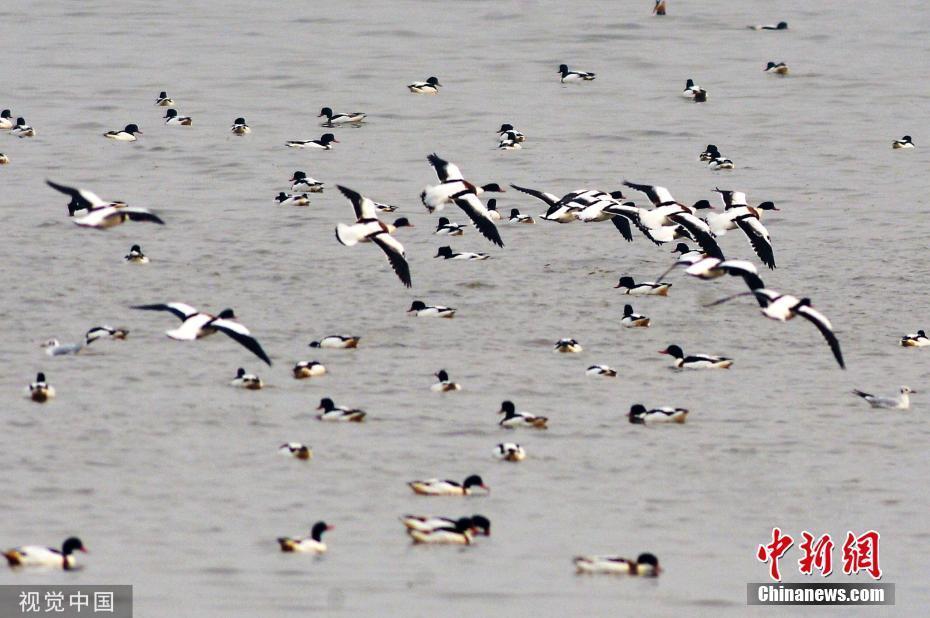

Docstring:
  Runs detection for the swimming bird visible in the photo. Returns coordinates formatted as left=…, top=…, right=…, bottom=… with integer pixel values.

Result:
left=659, top=345, right=732, bottom=369
left=11, top=117, right=35, bottom=137
left=574, top=553, right=661, bottom=575
left=764, top=62, right=789, bottom=75
left=291, top=171, right=324, bottom=193
left=699, top=145, right=721, bottom=161
left=275, top=192, right=310, bottom=206
left=125, top=244, right=149, bottom=263
left=435, top=217, right=466, bottom=235
left=421, top=153, right=505, bottom=247
left=231, top=368, right=263, bottom=390
left=558, top=64, right=595, bottom=82
left=316, top=397, right=366, bottom=422
left=131, top=303, right=272, bottom=365
left=497, top=124, right=525, bottom=142
left=230, top=117, right=251, bottom=135
left=318, top=107, right=366, bottom=125
left=498, top=132, right=523, bottom=150
left=554, top=338, right=582, bottom=353
left=408, top=476, right=489, bottom=496
left=628, top=404, right=688, bottom=424
left=706, top=289, right=845, bottom=369
left=692, top=89, right=708, bottom=103
left=334, top=185, right=412, bottom=287
left=0, top=109, right=13, bottom=130
left=681, top=79, right=704, bottom=99
left=614, top=277, right=671, bottom=296
left=408, top=76, right=442, bottom=94
left=85, top=326, right=128, bottom=344
left=431, top=370, right=461, bottom=392
left=407, top=517, right=476, bottom=545
left=46, top=180, right=164, bottom=228
left=374, top=201, right=399, bottom=213
left=104, top=123, right=142, bottom=141
left=408, top=301, right=455, bottom=318
left=494, top=443, right=526, bottom=462
left=277, top=522, right=331, bottom=553
left=0, top=153, right=8, bottom=165
left=28, top=372, right=55, bottom=403
left=653, top=0, right=666, bottom=15
left=435, top=246, right=489, bottom=260
left=586, top=365, right=618, bottom=377
left=164, top=109, right=192, bottom=125
left=4, top=537, right=86, bottom=570
left=285, top=133, right=338, bottom=149
left=852, top=386, right=914, bottom=409
left=293, top=360, right=326, bottom=379
left=498, top=400, right=548, bottom=429
left=900, top=330, right=930, bottom=347
left=40, top=339, right=83, bottom=356
left=508, top=209, right=535, bottom=224
left=750, top=21, right=788, bottom=30
left=155, top=91, right=175, bottom=106
left=279, top=443, right=312, bottom=460
left=892, top=136, right=915, bottom=149
left=621, top=304, right=650, bottom=327
left=309, top=336, right=360, bottom=349
left=401, top=514, right=491, bottom=536
left=485, top=199, right=502, bottom=221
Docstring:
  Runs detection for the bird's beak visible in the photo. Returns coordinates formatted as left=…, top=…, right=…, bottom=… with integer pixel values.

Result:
left=316, top=405, right=323, bottom=410
left=333, top=139, right=340, bottom=143
left=80, top=548, right=88, bottom=553
left=613, top=283, right=622, bottom=288
left=482, top=485, right=490, bottom=493
left=326, top=525, right=335, bottom=531
left=658, top=350, right=668, bottom=354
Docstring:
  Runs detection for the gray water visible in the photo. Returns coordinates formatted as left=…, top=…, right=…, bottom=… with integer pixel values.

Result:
left=2, top=0, right=929, bottom=615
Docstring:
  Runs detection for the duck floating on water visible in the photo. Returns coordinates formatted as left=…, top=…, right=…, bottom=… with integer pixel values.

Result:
left=231, top=368, right=263, bottom=389
left=494, top=443, right=526, bottom=461
left=621, top=304, right=650, bottom=327
left=659, top=345, right=733, bottom=369
left=554, top=338, right=582, bottom=353
left=28, top=372, right=55, bottom=403
left=614, top=277, right=671, bottom=296
left=892, top=136, right=915, bottom=149
left=408, top=301, right=456, bottom=318
left=628, top=404, right=688, bottom=424
left=574, top=552, right=661, bottom=575
left=104, top=123, right=142, bottom=141
left=431, top=370, right=461, bottom=392
left=310, top=336, right=360, bottom=349
left=293, top=360, right=327, bottom=379
left=586, top=365, right=618, bottom=377
left=279, top=443, right=312, bottom=460
left=408, top=475, right=489, bottom=496
left=558, top=64, right=596, bottom=83
left=408, top=76, right=442, bottom=94
left=317, top=397, right=366, bottom=422
left=4, top=537, right=86, bottom=570
left=277, top=522, right=331, bottom=553
left=498, top=400, right=548, bottom=429
left=901, top=330, right=929, bottom=347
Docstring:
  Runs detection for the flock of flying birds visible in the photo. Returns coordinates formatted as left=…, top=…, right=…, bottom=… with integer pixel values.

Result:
left=4, top=3, right=923, bottom=580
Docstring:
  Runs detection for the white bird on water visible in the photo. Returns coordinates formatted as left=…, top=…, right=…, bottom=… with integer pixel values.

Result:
left=853, top=386, right=914, bottom=409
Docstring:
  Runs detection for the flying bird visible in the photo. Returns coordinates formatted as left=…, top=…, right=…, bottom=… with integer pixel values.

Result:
left=334, top=185, right=412, bottom=287
left=131, top=303, right=271, bottom=365
left=422, top=154, right=504, bottom=247
left=47, top=180, right=164, bottom=228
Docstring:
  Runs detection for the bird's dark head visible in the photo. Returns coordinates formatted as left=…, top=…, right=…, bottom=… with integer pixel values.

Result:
left=320, top=133, right=338, bottom=144
left=426, top=76, right=441, bottom=86
left=470, top=515, right=491, bottom=535
left=393, top=217, right=413, bottom=228
left=125, top=124, right=142, bottom=134
left=692, top=199, right=713, bottom=210
left=757, top=201, right=779, bottom=211
left=482, top=184, right=505, bottom=193
left=498, top=123, right=514, bottom=133
left=435, top=246, right=453, bottom=258
left=672, top=243, right=692, bottom=254
left=463, top=475, right=487, bottom=491
left=217, top=308, right=236, bottom=320
left=776, top=22, right=788, bottom=29
left=233, top=117, right=246, bottom=125
left=558, top=64, right=569, bottom=74
left=165, top=109, right=178, bottom=118
left=408, top=300, right=427, bottom=312
left=62, top=537, right=86, bottom=555
left=236, top=368, right=246, bottom=378
left=318, top=107, right=333, bottom=118
left=317, top=398, right=335, bottom=411
left=659, top=345, right=683, bottom=358
left=615, top=276, right=635, bottom=289
left=499, top=400, right=516, bottom=415
left=624, top=304, right=634, bottom=316
left=435, top=369, right=449, bottom=381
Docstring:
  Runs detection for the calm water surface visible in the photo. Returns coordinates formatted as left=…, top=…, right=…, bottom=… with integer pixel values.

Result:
left=2, top=1, right=929, bottom=616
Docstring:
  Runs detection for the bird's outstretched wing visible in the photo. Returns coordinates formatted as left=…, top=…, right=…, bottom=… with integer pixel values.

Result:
left=452, top=194, right=504, bottom=247
left=427, top=153, right=463, bottom=182
left=796, top=304, right=845, bottom=369
left=372, top=233, right=412, bottom=288
left=132, top=303, right=199, bottom=321
left=212, top=319, right=272, bottom=366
